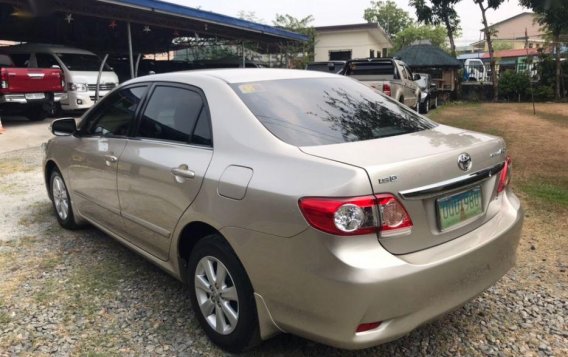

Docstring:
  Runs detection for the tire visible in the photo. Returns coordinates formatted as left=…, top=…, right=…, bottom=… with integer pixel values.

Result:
left=415, top=98, right=420, bottom=113
left=188, top=234, right=260, bottom=353
left=50, top=169, right=79, bottom=229
left=25, top=106, right=48, bottom=122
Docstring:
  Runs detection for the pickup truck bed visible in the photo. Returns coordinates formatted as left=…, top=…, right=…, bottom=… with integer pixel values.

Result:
left=343, top=58, right=421, bottom=112
left=0, top=54, right=64, bottom=121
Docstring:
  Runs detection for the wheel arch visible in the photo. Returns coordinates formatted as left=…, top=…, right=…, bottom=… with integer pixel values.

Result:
left=44, top=159, right=59, bottom=200
left=177, top=221, right=223, bottom=283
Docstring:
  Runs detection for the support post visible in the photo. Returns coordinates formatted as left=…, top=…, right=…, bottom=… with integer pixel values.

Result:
left=135, top=53, right=142, bottom=77
left=127, top=22, right=134, bottom=79
left=242, top=42, right=245, bottom=68
left=95, top=53, right=109, bottom=103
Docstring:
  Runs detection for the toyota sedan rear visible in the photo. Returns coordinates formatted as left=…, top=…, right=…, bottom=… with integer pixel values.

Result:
left=43, top=69, right=523, bottom=352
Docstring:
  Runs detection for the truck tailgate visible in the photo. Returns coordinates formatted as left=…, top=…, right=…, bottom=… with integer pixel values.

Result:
left=0, top=68, right=63, bottom=94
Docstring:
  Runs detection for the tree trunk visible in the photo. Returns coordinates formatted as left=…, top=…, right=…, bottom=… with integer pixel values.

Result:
left=444, top=17, right=456, bottom=57
left=478, top=2, right=499, bottom=101
left=554, top=33, right=561, bottom=100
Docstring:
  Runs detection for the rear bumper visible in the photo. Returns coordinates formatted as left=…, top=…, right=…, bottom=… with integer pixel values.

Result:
left=224, top=190, right=523, bottom=349
left=0, top=92, right=64, bottom=104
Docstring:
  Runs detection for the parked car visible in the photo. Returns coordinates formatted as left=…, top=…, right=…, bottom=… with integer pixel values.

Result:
left=415, top=72, right=438, bottom=114
left=44, top=69, right=523, bottom=353
left=463, top=58, right=488, bottom=82
left=3, top=44, right=119, bottom=111
left=344, top=58, right=421, bottom=112
left=306, top=61, right=346, bottom=74
left=0, top=53, right=64, bottom=121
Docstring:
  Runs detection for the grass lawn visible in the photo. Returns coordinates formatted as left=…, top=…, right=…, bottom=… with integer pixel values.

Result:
left=429, top=102, right=568, bottom=290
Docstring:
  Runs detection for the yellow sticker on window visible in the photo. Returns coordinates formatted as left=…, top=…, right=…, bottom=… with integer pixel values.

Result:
left=238, top=83, right=264, bottom=94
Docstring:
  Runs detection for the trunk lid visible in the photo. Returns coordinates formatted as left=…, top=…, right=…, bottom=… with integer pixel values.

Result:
left=300, top=125, right=508, bottom=254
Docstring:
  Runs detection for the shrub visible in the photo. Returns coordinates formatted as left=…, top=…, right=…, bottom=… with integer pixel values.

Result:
left=532, top=85, right=555, bottom=102
left=499, top=71, right=530, bottom=102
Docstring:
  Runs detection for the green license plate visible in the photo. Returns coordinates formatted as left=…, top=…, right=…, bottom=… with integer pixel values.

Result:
left=437, top=187, right=483, bottom=230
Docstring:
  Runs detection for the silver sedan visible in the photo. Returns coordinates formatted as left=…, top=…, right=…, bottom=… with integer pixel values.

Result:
left=43, top=69, right=523, bottom=352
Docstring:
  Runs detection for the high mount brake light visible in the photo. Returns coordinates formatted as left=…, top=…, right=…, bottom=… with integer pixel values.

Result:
left=299, top=194, right=413, bottom=237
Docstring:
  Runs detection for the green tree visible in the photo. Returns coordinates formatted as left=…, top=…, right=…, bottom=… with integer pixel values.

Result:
left=272, top=14, right=316, bottom=68
left=409, top=0, right=461, bottom=56
left=237, top=10, right=265, bottom=24
left=392, top=24, right=448, bottom=52
left=363, top=1, right=413, bottom=37
left=499, top=71, right=530, bottom=101
left=519, top=0, right=568, bottom=99
left=474, top=0, right=506, bottom=101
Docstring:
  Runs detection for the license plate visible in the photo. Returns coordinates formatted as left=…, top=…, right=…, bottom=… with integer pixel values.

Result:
left=437, top=186, right=483, bottom=230
left=25, top=93, right=45, bottom=100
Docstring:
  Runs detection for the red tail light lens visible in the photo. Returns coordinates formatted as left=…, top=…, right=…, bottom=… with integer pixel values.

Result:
left=299, top=194, right=412, bottom=237
left=382, top=83, right=391, bottom=96
left=299, top=196, right=378, bottom=236
left=0, top=68, right=8, bottom=89
left=356, top=321, right=381, bottom=333
left=497, top=156, right=512, bottom=193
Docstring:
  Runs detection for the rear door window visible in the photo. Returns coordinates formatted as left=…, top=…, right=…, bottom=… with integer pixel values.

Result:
left=8, top=53, right=31, bottom=67
left=231, top=77, right=435, bottom=147
left=137, top=85, right=211, bottom=146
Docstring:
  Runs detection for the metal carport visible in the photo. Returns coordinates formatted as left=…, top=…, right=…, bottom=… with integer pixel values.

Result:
left=0, top=0, right=307, bottom=78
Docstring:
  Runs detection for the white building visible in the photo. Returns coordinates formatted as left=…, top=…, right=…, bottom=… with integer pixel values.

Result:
left=314, top=23, right=393, bottom=62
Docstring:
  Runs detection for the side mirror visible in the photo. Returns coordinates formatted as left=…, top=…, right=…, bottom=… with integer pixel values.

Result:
left=51, top=64, right=61, bottom=69
left=327, top=62, right=336, bottom=71
left=51, top=118, right=77, bottom=136
left=413, top=73, right=421, bottom=80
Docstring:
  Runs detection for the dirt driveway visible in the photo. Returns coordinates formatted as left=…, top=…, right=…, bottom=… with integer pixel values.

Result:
left=0, top=116, right=60, bottom=154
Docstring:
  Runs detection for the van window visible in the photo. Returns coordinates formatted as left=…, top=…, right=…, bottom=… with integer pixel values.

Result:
left=36, top=53, right=60, bottom=68
left=55, top=53, right=111, bottom=71
left=8, top=53, right=31, bottom=67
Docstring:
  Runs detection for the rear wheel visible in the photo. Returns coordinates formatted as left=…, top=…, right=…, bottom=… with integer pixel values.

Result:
left=188, top=234, right=260, bottom=353
left=432, top=96, right=438, bottom=109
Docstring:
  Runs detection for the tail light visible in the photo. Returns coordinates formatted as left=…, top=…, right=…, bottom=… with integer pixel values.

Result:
left=299, top=194, right=412, bottom=237
left=0, top=68, right=8, bottom=89
left=382, top=83, right=391, bottom=96
left=497, top=156, right=512, bottom=193
left=356, top=321, right=381, bottom=333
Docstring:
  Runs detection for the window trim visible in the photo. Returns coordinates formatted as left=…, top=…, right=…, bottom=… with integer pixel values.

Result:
left=76, top=84, right=150, bottom=138
left=131, top=81, right=214, bottom=148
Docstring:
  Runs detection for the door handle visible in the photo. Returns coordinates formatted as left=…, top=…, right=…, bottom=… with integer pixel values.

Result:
left=171, top=166, right=195, bottom=179
left=104, top=154, right=118, bottom=166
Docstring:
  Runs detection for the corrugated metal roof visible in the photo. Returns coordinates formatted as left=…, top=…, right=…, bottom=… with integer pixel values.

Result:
left=393, top=44, right=461, bottom=68
left=105, top=0, right=308, bottom=42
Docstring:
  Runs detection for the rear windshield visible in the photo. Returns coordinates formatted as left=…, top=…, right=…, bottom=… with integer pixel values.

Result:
left=231, top=77, right=436, bottom=146
left=55, top=53, right=111, bottom=71
left=306, top=63, right=343, bottom=73
left=346, top=62, right=395, bottom=76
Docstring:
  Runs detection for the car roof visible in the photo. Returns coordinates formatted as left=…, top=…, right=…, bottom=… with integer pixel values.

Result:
left=129, top=68, right=339, bottom=85
left=1, top=44, right=96, bottom=55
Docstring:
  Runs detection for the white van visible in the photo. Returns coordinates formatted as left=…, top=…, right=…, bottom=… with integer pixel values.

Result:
left=3, top=44, right=119, bottom=111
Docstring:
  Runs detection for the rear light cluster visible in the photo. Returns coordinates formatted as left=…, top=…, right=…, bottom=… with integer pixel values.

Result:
left=497, top=156, right=512, bottom=194
left=382, top=83, right=391, bottom=96
left=299, top=194, right=412, bottom=237
left=0, top=68, right=8, bottom=89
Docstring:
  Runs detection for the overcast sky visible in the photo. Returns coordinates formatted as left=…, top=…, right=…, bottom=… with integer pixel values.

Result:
left=164, top=0, right=528, bottom=46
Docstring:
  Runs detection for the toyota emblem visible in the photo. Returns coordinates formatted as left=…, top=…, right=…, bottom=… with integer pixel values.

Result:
left=457, top=153, right=472, bottom=171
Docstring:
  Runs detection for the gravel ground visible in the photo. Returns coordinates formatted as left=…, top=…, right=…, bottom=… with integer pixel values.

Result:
left=0, top=146, right=566, bottom=356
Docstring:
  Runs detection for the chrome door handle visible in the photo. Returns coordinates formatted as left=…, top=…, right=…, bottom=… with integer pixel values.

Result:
left=104, top=155, right=118, bottom=165
left=171, top=167, right=195, bottom=179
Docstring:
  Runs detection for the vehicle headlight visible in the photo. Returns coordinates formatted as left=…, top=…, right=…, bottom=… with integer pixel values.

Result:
left=68, top=82, right=88, bottom=92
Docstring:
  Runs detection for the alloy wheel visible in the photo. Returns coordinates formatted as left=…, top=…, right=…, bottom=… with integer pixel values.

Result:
left=52, top=175, right=69, bottom=220
left=194, top=256, right=239, bottom=335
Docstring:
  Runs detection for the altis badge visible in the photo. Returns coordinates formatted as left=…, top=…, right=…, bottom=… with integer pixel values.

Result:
left=378, top=175, right=398, bottom=184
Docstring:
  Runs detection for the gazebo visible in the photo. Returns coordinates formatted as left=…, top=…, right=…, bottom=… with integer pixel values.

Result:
left=393, top=41, right=461, bottom=92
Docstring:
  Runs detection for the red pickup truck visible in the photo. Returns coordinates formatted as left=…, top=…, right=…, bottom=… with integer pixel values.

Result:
left=0, top=53, right=65, bottom=121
